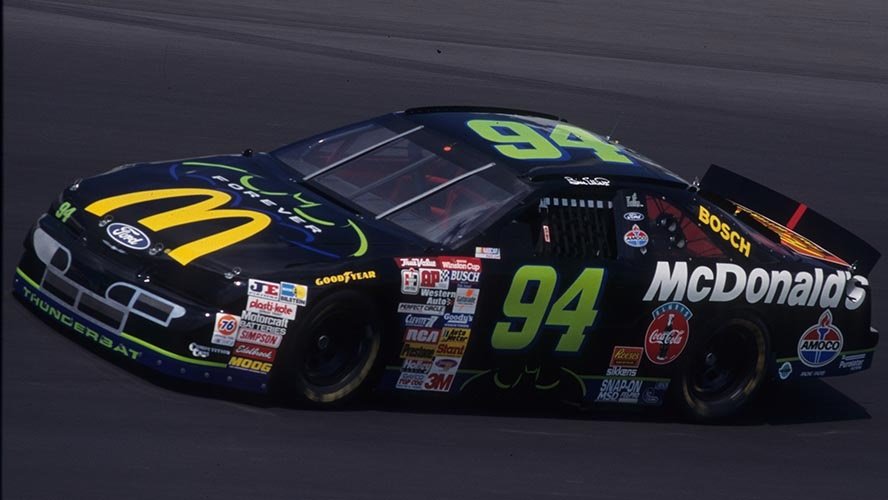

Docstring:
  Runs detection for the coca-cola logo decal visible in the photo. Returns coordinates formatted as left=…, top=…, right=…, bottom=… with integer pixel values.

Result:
left=644, top=302, right=692, bottom=365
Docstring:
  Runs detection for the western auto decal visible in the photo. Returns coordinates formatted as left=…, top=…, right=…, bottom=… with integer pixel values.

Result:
left=644, top=302, right=692, bottom=365
left=797, top=310, right=844, bottom=368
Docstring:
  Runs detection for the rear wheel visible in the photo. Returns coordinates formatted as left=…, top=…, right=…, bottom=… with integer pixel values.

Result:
left=281, top=291, right=382, bottom=406
left=677, top=318, right=770, bottom=421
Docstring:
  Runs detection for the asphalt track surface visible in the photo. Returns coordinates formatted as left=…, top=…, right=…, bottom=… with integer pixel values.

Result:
left=3, top=1, right=888, bottom=499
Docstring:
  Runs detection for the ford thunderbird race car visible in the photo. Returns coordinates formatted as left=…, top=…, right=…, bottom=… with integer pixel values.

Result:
left=13, top=106, right=880, bottom=419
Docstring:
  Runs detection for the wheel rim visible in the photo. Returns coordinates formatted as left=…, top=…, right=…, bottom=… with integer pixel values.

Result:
left=302, top=313, right=374, bottom=389
left=689, top=325, right=760, bottom=402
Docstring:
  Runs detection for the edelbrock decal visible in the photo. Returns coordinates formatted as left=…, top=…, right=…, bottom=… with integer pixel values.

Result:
left=643, top=262, right=867, bottom=310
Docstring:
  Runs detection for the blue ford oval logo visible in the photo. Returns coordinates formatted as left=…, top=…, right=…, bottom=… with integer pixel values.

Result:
left=106, top=222, right=151, bottom=250
left=624, top=211, right=645, bottom=221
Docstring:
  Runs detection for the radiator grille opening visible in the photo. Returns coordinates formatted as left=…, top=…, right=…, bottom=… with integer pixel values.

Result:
left=537, top=197, right=615, bottom=259
left=43, top=271, right=78, bottom=305
left=78, top=293, right=125, bottom=329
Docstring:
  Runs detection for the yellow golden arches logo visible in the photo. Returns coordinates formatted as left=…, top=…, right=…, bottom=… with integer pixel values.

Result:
left=85, top=188, right=271, bottom=266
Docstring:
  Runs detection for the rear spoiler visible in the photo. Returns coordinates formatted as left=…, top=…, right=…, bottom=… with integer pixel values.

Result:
left=699, top=165, right=880, bottom=275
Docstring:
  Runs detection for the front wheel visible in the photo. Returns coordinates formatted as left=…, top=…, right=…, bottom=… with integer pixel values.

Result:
left=677, top=317, right=770, bottom=421
left=278, top=291, right=382, bottom=406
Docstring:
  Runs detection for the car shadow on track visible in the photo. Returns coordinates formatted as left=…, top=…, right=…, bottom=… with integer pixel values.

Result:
left=38, top=315, right=871, bottom=426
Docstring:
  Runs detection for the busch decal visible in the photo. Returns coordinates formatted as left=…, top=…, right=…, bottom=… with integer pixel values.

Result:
left=644, top=302, right=692, bottom=365
left=797, top=310, right=844, bottom=368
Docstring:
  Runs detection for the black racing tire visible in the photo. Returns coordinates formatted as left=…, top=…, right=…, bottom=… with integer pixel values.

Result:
left=278, top=290, right=382, bottom=406
left=676, top=317, right=770, bottom=421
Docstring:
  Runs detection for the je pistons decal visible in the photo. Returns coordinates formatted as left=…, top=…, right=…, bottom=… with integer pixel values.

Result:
left=797, top=310, right=843, bottom=368
left=644, top=302, right=692, bottom=365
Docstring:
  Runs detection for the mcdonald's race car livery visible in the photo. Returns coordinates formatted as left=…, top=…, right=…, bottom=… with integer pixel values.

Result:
left=14, top=106, right=880, bottom=419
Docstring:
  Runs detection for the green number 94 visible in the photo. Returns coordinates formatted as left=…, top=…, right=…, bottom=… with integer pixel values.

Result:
left=492, top=266, right=605, bottom=353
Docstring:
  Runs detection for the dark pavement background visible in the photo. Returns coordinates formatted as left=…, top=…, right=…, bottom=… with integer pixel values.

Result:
left=3, top=1, right=887, bottom=498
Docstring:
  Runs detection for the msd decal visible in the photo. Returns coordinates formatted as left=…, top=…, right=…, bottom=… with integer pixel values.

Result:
left=644, top=302, right=692, bottom=365
left=797, top=310, right=844, bottom=368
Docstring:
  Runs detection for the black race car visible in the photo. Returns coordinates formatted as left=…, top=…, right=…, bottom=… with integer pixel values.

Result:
left=13, top=106, right=880, bottom=419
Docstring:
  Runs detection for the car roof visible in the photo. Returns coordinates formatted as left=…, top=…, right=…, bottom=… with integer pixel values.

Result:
left=398, top=106, right=689, bottom=187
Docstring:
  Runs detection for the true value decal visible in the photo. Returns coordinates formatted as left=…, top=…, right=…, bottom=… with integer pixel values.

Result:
left=643, top=262, right=868, bottom=310
left=797, top=310, right=844, bottom=368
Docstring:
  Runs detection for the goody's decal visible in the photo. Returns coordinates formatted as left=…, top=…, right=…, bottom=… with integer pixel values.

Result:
left=644, top=302, right=692, bottom=365
left=797, top=310, right=844, bottom=368
left=623, top=224, right=648, bottom=248
left=106, top=222, right=151, bottom=250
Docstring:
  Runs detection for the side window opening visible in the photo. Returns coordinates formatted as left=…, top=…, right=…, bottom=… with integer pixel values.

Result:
left=644, top=194, right=725, bottom=258
left=534, top=195, right=616, bottom=259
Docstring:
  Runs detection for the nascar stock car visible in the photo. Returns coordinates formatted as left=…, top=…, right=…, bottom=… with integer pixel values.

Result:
left=13, top=106, right=880, bottom=419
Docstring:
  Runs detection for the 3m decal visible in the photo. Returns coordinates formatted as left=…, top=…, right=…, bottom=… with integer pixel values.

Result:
left=644, top=261, right=868, bottom=310
left=492, top=266, right=605, bottom=353
left=466, top=120, right=633, bottom=164
left=54, top=201, right=77, bottom=223
left=697, top=206, right=750, bottom=257
left=85, top=188, right=271, bottom=265
left=797, top=310, right=843, bottom=368
left=644, top=302, right=692, bottom=365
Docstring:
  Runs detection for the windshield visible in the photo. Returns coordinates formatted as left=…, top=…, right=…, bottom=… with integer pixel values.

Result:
left=272, top=115, right=531, bottom=245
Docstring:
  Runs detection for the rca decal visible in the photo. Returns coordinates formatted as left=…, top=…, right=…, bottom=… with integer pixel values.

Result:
left=797, top=310, right=843, bottom=368
left=644, top=261, right=868, bottom=310
left=395, top=256, right=482, bottom=393
left=644, top=302, right=692, bottom=365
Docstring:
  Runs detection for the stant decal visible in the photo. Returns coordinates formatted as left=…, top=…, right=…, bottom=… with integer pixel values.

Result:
left=211, top=313, right=240, bottom=347
left=644, top=261, right=868, bottom=310
left=106, top=222, right=151, bottom=250
left=797, top=310, right=844, bottom=368
left=623, top=224, right=648, bottom=248
left=644, top=302, right=692, bottom=365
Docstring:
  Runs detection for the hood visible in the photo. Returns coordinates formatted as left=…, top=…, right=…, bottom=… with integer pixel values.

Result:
left=62, top=154, right=412, bottom=282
